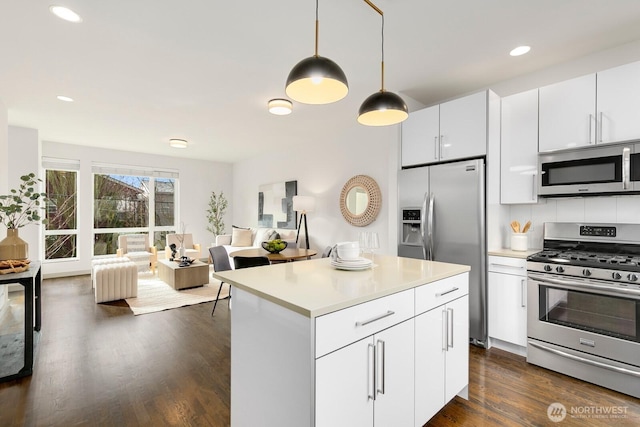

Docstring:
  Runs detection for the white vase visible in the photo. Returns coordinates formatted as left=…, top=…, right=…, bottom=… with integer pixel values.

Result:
left=179, top=246, right=186, bottom=258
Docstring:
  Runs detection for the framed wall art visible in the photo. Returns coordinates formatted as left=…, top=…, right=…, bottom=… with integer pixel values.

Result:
left=258, top=180, right=297, bottom=229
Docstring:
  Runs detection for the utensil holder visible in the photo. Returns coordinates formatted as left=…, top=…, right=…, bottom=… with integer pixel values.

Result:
left=511, top=233, right=528, bottom=251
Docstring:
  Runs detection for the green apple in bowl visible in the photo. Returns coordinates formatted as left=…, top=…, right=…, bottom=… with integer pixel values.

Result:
left=262, top=239, right=288, bottom=254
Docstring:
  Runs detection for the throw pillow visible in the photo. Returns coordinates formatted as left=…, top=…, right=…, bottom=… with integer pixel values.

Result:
left=267, top=231, right=280, bottom=241
left=231, top=227, right=253, bottom=247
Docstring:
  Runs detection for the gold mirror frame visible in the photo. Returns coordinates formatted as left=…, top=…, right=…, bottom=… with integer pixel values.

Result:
left=339, top=175, right=382, bottom=227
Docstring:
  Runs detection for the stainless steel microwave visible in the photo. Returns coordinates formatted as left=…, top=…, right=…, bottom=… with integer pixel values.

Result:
left=538, top=142, right=640, bottom=196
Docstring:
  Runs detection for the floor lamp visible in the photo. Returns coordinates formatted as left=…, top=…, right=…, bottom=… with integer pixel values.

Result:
left=293, top=196, right=315, bottom=250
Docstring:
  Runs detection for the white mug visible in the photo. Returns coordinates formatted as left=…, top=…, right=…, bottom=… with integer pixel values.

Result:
left=336, top=241, right=360, bottom=260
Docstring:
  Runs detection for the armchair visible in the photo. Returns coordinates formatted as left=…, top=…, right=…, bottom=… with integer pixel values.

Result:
left=164, top=233, right=201, bottom=260
left=117, top=234, right=157, bottom=273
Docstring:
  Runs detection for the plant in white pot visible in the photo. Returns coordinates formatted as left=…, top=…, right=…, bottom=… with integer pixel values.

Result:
left=0, top=173, right=48, bottom=261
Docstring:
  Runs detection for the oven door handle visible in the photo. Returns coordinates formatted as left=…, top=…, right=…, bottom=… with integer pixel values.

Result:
left=528, top=273, right=640, bottom=298
left=528, top=340, right=640, bottom=378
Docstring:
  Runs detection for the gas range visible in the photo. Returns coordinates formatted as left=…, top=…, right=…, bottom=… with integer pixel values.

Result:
left=527, top=222, right=640, bottom=287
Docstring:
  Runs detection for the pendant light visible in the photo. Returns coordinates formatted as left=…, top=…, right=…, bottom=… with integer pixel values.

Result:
left=285, top=0, right=348, bottom=104
left=357, top=0, right=408, bottom=126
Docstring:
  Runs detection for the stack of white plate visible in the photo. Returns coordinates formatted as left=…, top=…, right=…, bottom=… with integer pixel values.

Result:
left=330, top=257, right=373, bottom=271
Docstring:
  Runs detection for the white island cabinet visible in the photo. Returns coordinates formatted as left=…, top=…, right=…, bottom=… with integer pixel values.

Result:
left=213, top=256, right=470, bottom=427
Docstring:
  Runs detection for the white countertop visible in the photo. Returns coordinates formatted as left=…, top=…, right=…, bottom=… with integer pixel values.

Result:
left=212, top=255, right=470, bottom=318
left=488, top=248, right=541, bottom=259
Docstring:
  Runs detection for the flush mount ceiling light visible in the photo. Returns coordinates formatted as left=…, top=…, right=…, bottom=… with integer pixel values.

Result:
left=49, top=5, right=83, bottom=23
left=169, top=139, right=188, bottom=149
left=56, top=95, right=74, bottom=102
left=285, top=0, right=348, bottom=105
left=510, top=45, right=531, bottom=56
left=268, top=98, right=293, bottom=115
left=357, top=0, right=408, bottom=127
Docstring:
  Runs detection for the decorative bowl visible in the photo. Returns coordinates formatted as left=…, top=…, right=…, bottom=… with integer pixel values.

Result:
left=262, top=239, right=288, bottom=254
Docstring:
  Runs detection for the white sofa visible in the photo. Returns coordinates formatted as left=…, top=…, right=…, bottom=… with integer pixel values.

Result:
left=214, top=227, right=298, bottom=268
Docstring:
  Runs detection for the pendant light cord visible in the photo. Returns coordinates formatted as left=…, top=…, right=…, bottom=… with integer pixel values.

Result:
left=314, top=0, right=319, bottom=57
left=363, top=0, right=385, bottom=91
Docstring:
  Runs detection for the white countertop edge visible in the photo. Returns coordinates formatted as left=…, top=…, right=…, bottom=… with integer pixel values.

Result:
left=488, top=248, right=541, bottom=259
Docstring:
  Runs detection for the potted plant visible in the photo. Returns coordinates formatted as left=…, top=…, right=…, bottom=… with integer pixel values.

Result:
left=0, top=173, right=48, bottom=261
left=206, top=191, right=228, bottom=243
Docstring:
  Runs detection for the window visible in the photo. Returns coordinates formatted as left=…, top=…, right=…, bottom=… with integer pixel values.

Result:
left=92, top=164, right=177, bottom=256
left=43, top=158, right=79, bottom=260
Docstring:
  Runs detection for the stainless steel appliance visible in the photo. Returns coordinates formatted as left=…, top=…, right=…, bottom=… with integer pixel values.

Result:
left=398, top=159, right=487, bottom=347
left=527, top=222, right=640, bottom=398
left=538, top=141, right=640, bottom=197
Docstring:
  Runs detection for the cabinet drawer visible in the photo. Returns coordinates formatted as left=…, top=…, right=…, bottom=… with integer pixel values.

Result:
left=488, top=256, right=527, bottom=275
left=315, top=289, right=413, bottom=358
left=415, top=273, right=468, bottom=315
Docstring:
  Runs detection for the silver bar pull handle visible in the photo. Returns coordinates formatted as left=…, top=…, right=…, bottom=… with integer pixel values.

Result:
left=532, top=174, right=536, bottom=201
left=356, top=310, right=395, bottom=327
left=440, top=135, right=444, bottom=159
left=376, top=340, right=386, bottom=395
left=442, top=309, right=448, bottom=351
left=599, top=111, right=603, bottom=142
left=434, top=136, right=438, bottom=160
left=421, top=193, right=428, bottom=260
left=447, top=308, right=454, bottom=349
left=436, top=287, right=459, bottom=297
left=427, top=193, right=434, bottom=260
left=489, top=263, right=525, bottom=270
left=588, top=113, right=594, bottom=144
left=623, top=147, right=631, bottom=190
left=367, top=343, right=376, bottom=400
left=521, top=279, right=526, bottom=307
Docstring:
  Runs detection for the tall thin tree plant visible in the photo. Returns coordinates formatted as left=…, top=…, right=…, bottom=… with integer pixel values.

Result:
left=206, top=191, right=228, bottom=239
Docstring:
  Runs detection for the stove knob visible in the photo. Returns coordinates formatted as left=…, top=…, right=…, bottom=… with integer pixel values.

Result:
left=628, top=274, right=638, bottom=282
left=544, top=265, right=552, bottom=272
left=556, top=266, right=565, bottom=273
left=612, top=272, right=622, bottom=280
left=582, top=269, right=591, bottom=277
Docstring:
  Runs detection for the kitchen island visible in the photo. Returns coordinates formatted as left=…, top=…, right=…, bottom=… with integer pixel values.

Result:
left=213, top=255, right=470, bottom=427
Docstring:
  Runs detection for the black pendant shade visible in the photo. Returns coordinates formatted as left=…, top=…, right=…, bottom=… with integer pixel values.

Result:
left=286, top=55, right=349, bottom=105
left=357, top=90, right=408, bottom=126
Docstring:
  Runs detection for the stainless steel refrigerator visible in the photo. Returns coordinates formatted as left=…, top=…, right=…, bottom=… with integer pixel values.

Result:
left=398, top=158, right=487, bottom=347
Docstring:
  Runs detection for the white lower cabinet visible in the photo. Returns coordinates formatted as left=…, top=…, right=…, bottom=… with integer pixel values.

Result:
left=488, top=256, right=528, bottom=351
left=315, top=319, right=415, bottom=427
left=415, top=295, right=469, bottom=424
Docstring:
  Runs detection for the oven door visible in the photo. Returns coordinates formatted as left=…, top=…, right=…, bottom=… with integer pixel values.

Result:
left=538, top=144, right=631, bottom=196
left=527, top=273, right=640, bottom=366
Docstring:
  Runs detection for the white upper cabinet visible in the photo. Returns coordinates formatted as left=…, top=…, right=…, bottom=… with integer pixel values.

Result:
left=500, top=89, right=539, bottom=204
left=402, top=91, right=489, bottom=167
left=439, top=91, right=488, bottom=161
left=539, top=73, right=596, bottom=152
left=539, top=60, right=640, bottom=152
left=401, top=105, right=439, bottom=167
left=597, top=61, right=640, bottom=144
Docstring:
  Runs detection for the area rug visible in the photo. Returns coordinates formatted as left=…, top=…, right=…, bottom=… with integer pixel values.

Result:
left=125, top=273, right=230, bottom=316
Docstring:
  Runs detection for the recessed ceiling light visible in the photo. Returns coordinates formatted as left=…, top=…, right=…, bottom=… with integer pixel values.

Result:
left=268, top=99, right=293, bottom=115
left=510, top=46, right=531, bottom=57
left=49, top=5, right=83, bottom=23
left=169, top=139, right=188, bottom=149
left=56, top=95, right=74, bottom=102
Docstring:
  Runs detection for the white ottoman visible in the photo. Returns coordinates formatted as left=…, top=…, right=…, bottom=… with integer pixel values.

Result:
left=91, top=257, right=132, bottom=288
left=94, top=262, right=138, bottom=303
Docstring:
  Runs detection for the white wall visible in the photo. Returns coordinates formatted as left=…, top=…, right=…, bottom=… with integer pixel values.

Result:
left=232, top=123, right=399, bottom=255
left=42, top=141, right=233, bottom=277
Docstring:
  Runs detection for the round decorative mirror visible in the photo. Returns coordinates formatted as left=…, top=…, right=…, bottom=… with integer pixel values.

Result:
left=339, top=175, right=382, bottom=226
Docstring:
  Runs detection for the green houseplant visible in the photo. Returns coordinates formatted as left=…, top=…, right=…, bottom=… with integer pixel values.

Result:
left=206, top=191, right=228, bottom=240
left=0, top=173, right=48, bottom=261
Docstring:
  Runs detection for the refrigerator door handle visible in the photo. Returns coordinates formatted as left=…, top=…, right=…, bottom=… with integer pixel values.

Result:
left=421, top=192, right=429, bottom=259
left=427, top=193, right=434, bottom=260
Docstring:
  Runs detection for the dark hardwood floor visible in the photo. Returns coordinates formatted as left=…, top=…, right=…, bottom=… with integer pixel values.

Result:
left=0, top=275, right=638, bottom=426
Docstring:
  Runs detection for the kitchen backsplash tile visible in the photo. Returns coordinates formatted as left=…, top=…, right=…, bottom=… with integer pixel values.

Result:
left=616, top=196, right=640, bottom=223
left=585, top=197, right=617, bottom=223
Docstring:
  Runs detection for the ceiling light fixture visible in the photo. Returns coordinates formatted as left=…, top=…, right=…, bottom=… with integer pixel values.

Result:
left=56, top=95, right=74, bottom=102
left=357, top=0, right=408, bottom=126
left=169, top=139, right=188, bottom=149
left=510, top=45, right=531, bottom=56
left=285, top=0, right=348, bottom=105
left=268, top=99, right=293, bottom=115
left=49, top=5, right=83, bottom=23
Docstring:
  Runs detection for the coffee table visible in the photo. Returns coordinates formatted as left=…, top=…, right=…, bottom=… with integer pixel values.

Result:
left=158, top=259, right=209, bottom=290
